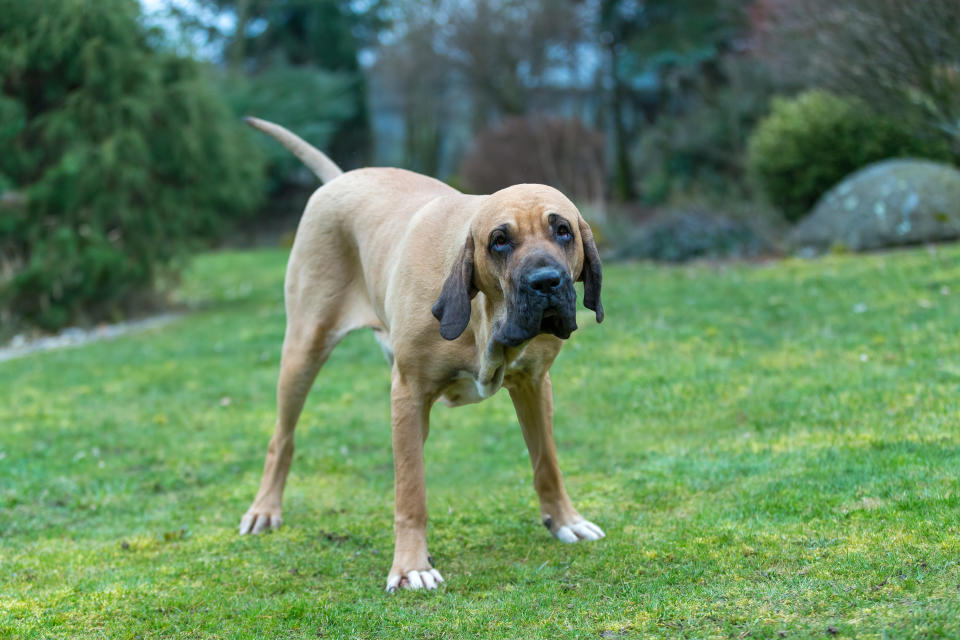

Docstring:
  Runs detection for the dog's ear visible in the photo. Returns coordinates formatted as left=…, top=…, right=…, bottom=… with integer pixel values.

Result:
left=577, top=218, right=604, bottom=323
left=432, top=234, right=477, bottom=340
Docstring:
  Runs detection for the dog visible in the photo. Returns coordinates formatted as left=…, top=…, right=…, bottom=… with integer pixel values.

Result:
left=239, top=117, right=606, bottom=592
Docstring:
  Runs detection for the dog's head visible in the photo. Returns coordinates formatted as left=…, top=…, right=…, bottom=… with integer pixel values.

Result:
left=432, top=184, right=603, bottom=347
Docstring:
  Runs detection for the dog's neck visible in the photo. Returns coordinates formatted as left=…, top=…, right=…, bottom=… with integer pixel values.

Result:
left=473, top=294, right=528, bottom=395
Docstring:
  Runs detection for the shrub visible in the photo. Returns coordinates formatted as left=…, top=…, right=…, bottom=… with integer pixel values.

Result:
left=747, top=90, right=952, bottom=223
left=0, top=0, right=264, bottom=330
left=609, top=208, right=770, bottom=263
left=460, top=117, right=605, bottom=202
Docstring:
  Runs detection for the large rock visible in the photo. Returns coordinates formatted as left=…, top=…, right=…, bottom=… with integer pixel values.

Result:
left=789, top=159, right=960, bottom=252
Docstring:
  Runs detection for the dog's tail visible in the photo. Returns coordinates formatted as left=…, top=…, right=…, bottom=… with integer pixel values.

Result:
left=243, top=116, right=344, bottom=184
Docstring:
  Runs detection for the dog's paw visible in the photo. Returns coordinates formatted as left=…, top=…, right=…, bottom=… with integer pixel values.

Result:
left=238, top=508, right=282, bottom=535
left=543, top=515, right=605, bottom=543
left=385, top=564, right=444, bottom=592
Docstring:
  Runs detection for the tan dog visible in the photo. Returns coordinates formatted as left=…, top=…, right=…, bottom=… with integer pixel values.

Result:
left=239, top=117, right=606, bottom=591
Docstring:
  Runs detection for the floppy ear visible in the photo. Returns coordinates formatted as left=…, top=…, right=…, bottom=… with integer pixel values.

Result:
left=432, top=234, right=477, bottom=340
left=577, top=218, right=604, bottom=323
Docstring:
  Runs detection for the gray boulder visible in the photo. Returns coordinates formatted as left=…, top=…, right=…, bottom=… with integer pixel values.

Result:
left=789, top=159, right=960, bottom=253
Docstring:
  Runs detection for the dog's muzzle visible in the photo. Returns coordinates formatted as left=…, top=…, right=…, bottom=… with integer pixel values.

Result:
left=494, top=264, right=578, bottom=347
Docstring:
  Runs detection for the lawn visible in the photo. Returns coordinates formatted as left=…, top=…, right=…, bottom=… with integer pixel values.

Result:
left=2, top=244, right=960, bottom=639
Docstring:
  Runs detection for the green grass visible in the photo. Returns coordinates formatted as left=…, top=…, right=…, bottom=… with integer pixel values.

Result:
left=2, top=245, right=960, bottom=639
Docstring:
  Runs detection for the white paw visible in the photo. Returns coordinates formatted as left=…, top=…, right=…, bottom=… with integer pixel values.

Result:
left=385, top=568, right=444, bottom=592
left=552, top=519, right=605, bottom=543
left=238, top=509, right=282, bottom=535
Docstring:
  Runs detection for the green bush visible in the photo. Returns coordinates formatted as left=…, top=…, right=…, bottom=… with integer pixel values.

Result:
left=0, top=0, right=265, bottom=330
left=747, top=90, right=952, bottom=223
left=610, top=209, right=769, bottom=263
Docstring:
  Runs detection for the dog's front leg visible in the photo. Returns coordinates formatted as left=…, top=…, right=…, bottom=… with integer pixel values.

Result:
left=508, top=372, right=605, bottom=543
left=385, top=370, right=444, bottom=592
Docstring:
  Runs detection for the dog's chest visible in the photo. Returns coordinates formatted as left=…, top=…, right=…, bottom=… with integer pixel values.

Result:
left=437, top=345, right=535, bottom=407
left=437, top=371, right=499, bottom=407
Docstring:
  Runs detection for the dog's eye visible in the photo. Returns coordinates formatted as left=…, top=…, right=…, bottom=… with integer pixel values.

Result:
left=556, top=224, right=572, bottom=243
left=490, top=231, right=511, bottom=253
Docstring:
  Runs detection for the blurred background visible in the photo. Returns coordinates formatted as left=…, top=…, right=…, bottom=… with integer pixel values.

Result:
left=1, top=0, right=959, bottom=336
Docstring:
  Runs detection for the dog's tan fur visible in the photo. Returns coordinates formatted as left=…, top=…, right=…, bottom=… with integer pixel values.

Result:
left=239, top=117, right=606, bottom=591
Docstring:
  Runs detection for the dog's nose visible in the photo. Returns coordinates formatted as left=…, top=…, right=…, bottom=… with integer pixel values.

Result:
left=527, top=267, right=563, bottom=293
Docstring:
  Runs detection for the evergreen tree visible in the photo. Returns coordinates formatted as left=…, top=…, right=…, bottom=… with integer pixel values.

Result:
left=0, top=0, right=265, bottom=330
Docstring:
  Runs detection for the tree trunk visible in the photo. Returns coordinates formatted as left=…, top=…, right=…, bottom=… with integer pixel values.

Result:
left=609, top=43, right=636, bottom=202
left=228, top=0, right=251, bottom=70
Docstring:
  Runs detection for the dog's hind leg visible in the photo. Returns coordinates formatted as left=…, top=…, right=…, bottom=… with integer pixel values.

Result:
left=240, top=228, right=379, bottom=534
left=239, top=316, right=342, bottom=534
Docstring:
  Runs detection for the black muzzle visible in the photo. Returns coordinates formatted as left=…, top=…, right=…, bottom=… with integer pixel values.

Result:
left=493, top=264, right=578, bottom=347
